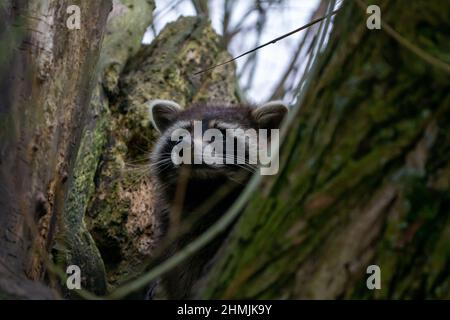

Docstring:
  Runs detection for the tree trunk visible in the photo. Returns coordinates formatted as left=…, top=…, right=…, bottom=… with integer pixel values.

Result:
left=201, top=0, right=450, bottom=299
left=58, top=0, right=156, bottom=296
left=0, top=0, right=112, bottom=298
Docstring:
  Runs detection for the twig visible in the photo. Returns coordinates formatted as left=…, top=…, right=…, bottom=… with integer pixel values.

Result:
left=270, top=0, right=329, bottom=100
left=193, top=8, right=340, bottom=76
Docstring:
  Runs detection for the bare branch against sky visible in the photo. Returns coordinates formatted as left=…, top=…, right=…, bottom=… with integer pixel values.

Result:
left=143, top=0, right=327, bottom=103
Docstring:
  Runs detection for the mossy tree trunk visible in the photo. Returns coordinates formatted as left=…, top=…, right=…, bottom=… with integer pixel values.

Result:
left=201, top=0, right=450, bottom=299
left=58, top=0, right=156, bottom=296
left=0, top=0, right=112, bottom=298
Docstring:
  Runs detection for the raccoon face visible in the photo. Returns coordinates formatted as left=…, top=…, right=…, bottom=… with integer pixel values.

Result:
left=148, top=100, right=288, bottom=181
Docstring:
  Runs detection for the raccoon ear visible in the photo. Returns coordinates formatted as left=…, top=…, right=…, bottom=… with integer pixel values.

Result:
left=147, top=99, right=182, bottom=132
left=253, top=101, right=288, bottom=129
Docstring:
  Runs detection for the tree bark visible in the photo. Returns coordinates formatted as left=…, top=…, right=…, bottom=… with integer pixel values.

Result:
left=0, top=0, right=112, bottom=298
left=58, top=0, right=156, bottom=297
left=201, top=0, right=450, bottom=299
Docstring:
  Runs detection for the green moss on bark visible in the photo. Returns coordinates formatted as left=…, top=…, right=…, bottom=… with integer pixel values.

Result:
left=201, top=0, right=450, bottom=299
left=83, top=16, right=239, bottom=289
left=59, top=0, right=155, bottom=295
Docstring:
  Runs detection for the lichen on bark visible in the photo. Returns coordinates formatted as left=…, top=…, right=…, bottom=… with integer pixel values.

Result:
left=63, top=13, right=239, bottom=290
left=59, top=0, right=155, bottom=295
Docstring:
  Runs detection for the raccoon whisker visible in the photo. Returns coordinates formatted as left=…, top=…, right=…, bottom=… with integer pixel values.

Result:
left=221, top=155, right=257, bottom=170
left=123, top=165, right=144, bottom=171
left=150, top=162, right=169, bottom=169
left=152, top=160, right=174, bottom=174
left=125, top=161, right=147, bottom=165
left=231, top=164, right=257, bottom=174
left=153, top=165, right=172, bottom=175
left=125, top=171, right=151, bottom=185
left=124, top=171, right=149, bottom=179
left=223, top=159, right=254, bottom=169
left=124, top=165, right=148, bottom=171
left=123, top=164, right=149, bottom=172
left=150, top=158, right=173, bottom=167
left=125, top=165, right=152, bottom=174
left=235, top=166, right=257, bottom=174
left=123, top=169, right=150, bottom=177
left=124, top=156, right=152, bottom=164
left=220, top=157, right=254, bottom=168
left=151, top=164, right=173, bottom=174
left=222, top=164, right=255, bottom=174
left=124, top=162, right=146, bottom=168
left=131, top=174, right=149, bottom=184
left=154, top=152, right=175, bottom=156
left=227, top=175, right=247, bottom=185
left=221, top=161, right=257, bottom=173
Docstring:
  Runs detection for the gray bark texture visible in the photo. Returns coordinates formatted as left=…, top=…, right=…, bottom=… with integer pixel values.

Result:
left=0, top=0, right=112, bottom=299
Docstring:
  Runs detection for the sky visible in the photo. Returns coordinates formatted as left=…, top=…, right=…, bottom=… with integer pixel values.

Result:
left=143, top=0, right=321, bottom=104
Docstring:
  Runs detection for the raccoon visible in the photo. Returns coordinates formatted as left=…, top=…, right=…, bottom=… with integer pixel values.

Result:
left=147, top=99, right=288, bottom=299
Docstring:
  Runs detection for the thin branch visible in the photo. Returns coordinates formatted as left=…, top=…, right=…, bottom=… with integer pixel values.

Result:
left=193, top=8, right=340, bottom=76
left=270, top=0, right=329, bottom=100
left=191, top=0, right=209, bottom=18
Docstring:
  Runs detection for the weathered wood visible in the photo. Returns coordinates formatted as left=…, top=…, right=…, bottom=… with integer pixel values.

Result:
left=0, top=0, right=112, bottom=298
